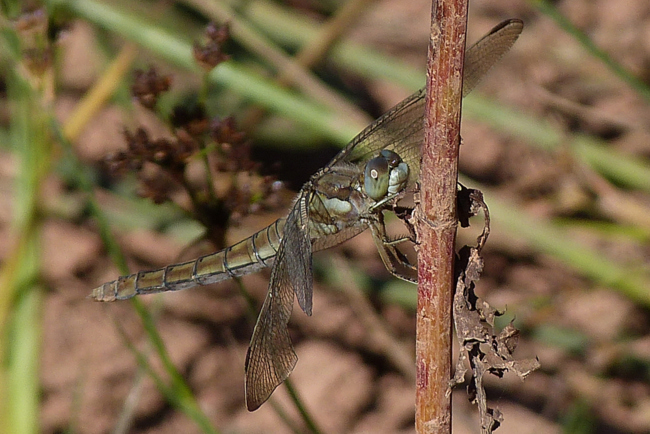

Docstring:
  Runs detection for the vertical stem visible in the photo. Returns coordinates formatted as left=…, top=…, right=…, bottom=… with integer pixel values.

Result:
left=415, top=0, right=468, bottom=432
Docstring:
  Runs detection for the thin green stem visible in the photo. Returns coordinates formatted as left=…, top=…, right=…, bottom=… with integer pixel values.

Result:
left=52, top=121, right=219, bottom=433
left=0, top=21, right=53, bottom=432
left=113, top=312, right=218, bottom=434
left=284, top=380, right=323, bottom=434
left=183, top=0, right=370, bottom=128
left=48, top=0, right=360, bottom=143
left=235, top=278, right=321, bottom=429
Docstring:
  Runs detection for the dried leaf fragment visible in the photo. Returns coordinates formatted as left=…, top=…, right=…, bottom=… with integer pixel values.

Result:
left=452, top=186, right=541, bottom=433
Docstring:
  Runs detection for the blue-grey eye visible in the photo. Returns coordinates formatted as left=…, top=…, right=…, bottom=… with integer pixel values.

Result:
left=364, top=156, right=390, bottom=201
left=388, top=162, right=409, bottom=195
left=380, top=150, right=402, bottom=168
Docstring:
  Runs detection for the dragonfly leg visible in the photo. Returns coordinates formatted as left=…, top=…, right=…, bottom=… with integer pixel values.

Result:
left=392, top=205, right=418, bottom=243
left=383, top=235, right=413, bottom=247
left=369, top=217, right=417, bottom=282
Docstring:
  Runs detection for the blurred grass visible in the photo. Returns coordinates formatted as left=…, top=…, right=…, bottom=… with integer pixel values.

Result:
left=50, top=50, right=221, bottom=434
left=2, top=0, right=649, bottom=432
left=0, top=8, right=52, bottom=433
left=42, top=4, right=650, bottom=306
left=48, top=0, right=361, bottom=143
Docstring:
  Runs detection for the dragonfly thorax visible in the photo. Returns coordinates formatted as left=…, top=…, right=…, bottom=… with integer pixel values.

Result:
left=364, top=150, right=409, bottom=202
left=312, top=164, right=366, bottom=220
left=91, top=19, right=525, bottom=413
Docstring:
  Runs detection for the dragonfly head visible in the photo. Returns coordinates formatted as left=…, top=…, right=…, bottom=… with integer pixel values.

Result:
left=364, top=150, right=409, bottom=202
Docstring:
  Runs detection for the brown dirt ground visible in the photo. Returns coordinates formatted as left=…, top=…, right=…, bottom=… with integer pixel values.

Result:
left=3, top=0, right=650, bottom=433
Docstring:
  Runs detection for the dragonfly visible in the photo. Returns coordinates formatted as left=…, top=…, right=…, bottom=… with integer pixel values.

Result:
left=92, top=19, right=523, bottom=411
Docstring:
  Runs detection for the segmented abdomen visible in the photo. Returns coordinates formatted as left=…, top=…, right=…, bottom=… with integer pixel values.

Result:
left=91, top=218, right=285, bottom=301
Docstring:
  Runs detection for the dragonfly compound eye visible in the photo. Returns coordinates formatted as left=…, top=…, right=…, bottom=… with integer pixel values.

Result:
left=379, top=149, right=402, bottom=168
left=364, top=156, right=390, bottom=201
left=90, top=19, right=524, bottom=412
left=388, top=162, right=409, bottom=195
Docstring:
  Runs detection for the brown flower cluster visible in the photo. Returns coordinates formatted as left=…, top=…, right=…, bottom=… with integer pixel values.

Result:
left=105, top=25, right=282, bottom=237
left=193, top=22, right=231, bottom=70
left=131, top=67, right=172, bottom=110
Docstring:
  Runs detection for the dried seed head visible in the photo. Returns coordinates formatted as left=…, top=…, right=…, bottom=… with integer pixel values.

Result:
left=15, top=8, right=53, bottom=75
left=131, top=67, right=172, bottom=109
left=193, top=22, right=231, bottom=70
left=170, top=103, right=209, bottom=136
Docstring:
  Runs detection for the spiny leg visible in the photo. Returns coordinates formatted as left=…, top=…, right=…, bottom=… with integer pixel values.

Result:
left=369, top=215, right=417, bottom=282
left=392, top=204, right=417, bottom=244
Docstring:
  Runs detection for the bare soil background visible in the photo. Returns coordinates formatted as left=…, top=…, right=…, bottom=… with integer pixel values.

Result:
left=2, top=0, right=650, bottom=433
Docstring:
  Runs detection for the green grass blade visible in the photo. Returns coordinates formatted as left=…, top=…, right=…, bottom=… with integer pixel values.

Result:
left=52, top=124, right=219, bottom=433
left=463, top=96, right=650, bottom=193
left=47, top=0, right=359, bottom=143
left=6, top=284, right=42, bottom=434
left=0, top=20, right=52, bottom=432
left=465, top=176, right=650, bottom=307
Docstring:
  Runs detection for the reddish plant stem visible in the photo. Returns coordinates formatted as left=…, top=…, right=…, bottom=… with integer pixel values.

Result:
left=415, top=0, right=468, bottom=433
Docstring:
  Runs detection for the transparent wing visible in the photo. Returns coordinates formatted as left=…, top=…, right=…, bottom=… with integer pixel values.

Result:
left=462, top=19, right=523, bottom=97
left=244, top=193, right=312, bottom=411
left=326, top=19, right=523, bottom=185
left=326, top=89, right=426, bottom=190
left=242, top=19, right=524, bottom=411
